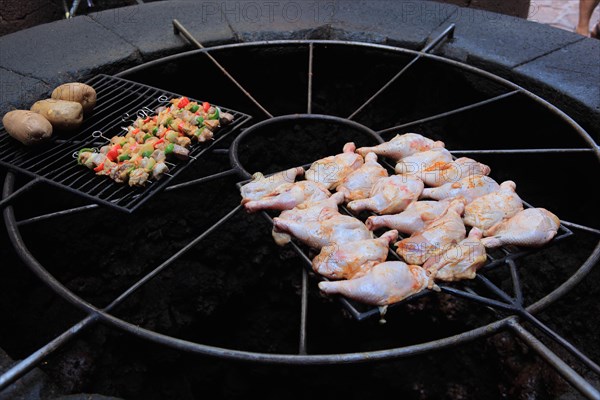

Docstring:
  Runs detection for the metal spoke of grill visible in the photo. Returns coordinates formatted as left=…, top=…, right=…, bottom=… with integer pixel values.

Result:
left=307, top=43, right=314, bottom=115
left=507, top=319, right=600, bottom=400
left=255, top=211, right=316, bottom=349
left=0, top=315, right=97, bottom=391
left=105, top=205, right=242, bottom=307
left=517, top=202, right=600, bottom=237
left=507, top=259, right=523, bottom=305
left=0, top=197, right=243, bottom=390
left=462, top=282, right=600, bottom=397
left=165, top=168, right=237, bottom=191
left=172, top=19, right=273, bottom=118
left=299, top=268, right=309, bottom=355
left=347, top=24, right=455, bottom=120
left=255, top=209, right=367, bottom=321
left=474, top=272, right=600, bottom=376
left=298, top=42, right=315, bottom=354
left=0, top=177, right=41, bottom=209
left=451, top=148, right=595, bottom=154
left=559, top=220, right=600, bottom=235
left=522, top=312, right=600, bottom=376
left=13, top=168, right=242, bottom=226
left=376, top=90, right=520, bottom=137
left=462, top=276, right=600, bottom=399
left=16, top=204, right=99, bottom=227
left=439, top=285, right=516, bottom=312
left=462, top=279, right=600, bottom=398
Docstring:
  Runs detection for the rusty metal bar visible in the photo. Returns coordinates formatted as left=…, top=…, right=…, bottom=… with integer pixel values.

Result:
left=347, top=24, right=455, bottom=120
left=172, top=19, right=273, bottom=118
left=507, top=319, right=600, bottom=400
left=307, top=43, right=314, bottom=114
left=376, top=90, right=519, bottom=137
left=299, top=268, right=308, bottom=355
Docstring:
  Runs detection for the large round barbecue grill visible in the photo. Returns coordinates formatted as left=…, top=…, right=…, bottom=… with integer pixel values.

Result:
left=1, top=2, right=599, bottom=399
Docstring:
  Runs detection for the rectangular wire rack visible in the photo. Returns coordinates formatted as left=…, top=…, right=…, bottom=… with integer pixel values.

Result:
left=0, top=74, right=252, bottom=213
left=238, top=163, right=573, bottom=321
left=339, top=204, right=573, bottom=321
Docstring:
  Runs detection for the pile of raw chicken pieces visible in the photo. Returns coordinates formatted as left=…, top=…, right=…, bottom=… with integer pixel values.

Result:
left=240, top=133, right=561, bottom=306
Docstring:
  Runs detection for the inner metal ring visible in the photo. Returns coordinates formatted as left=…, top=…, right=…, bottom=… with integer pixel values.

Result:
left=2, top=40, right=599, bottom=365
left=229, top=113, right=385, bottom=179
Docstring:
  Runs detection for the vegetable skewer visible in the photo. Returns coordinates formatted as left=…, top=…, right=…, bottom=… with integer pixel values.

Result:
left=77, top=96, right=234, bottom=186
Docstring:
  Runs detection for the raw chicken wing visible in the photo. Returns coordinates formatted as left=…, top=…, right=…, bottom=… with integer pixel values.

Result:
left=312, top=230, right=398, bottom=280
left=318, top=261, right=428, bottom=306
left=421, top=175, right=500, bottom=204
left=305, top=142, right=363, bottom=190
left=366, top=199, right=457, bottom=234
left=423, top=227, right=487, bottom=286
left=347, top=174, right=424, bottom=214
left=271, top=192, right=345, bottom=246
left=356, top=133, right=445, bottom=161
left=420, top=157, right=491, bottom=187
left=395, top=200, right=466, bottom=265
left=481, top=208, right=560, bottom=248
left=240, top=166, right=304, bottom=204
left=273, top=210, right=372, bottom=249
left=463, top=180, right=523, bottom=234
left=244, top=180, right=330, bottom=213
left=336, top=152, right=388, bottom=201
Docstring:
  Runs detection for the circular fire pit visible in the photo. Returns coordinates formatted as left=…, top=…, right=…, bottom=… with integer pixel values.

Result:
left=1, top=2, right=599, bottom=399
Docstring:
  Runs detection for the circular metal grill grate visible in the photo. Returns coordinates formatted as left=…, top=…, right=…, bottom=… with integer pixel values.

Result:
left=2, top=29, right=599, bottom=397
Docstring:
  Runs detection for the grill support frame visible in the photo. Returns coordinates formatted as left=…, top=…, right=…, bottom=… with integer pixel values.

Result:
left=1, top=37, right=599, bottom=399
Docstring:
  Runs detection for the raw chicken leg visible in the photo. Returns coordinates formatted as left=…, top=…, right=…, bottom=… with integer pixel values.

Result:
left=312, top=230, right=398, bottom=280
left=244, top=180, right=330, bottom=213
left=419, top=157, right=491, bottom=187
left=423, top=227, right=487, bottom=286
left=305, top=142, right=363, bottom=190
left=240, top=166, right=304, bottom=204
left=318, top=261, right=429, bottom=306
left=394, top=148, right=453, bottom=178
left=463, top=180, right=523, bottom=234
left=366, top=199, right=457, bottom=234
left=271, top=192, right=345, bottom=246
left=356, top=133, right=445, bottom=161
left=347, top=174, right=424, bottom=214
left=273, top=210, right=372, bottom=249
left=481, top=208, right=560, bottom=248
left=336, top=152, right=388, bottom=201
left=421, top=175, right=500, bottom=204
left=395, top=200, right=466, bottom=265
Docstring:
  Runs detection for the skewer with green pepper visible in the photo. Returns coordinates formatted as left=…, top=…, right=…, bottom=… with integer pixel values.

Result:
left=76, top=96, right=234, bottom=186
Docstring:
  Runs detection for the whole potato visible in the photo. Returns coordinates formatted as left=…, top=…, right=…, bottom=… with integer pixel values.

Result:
left=31, top=99, right=83, bottom=132
left=2, top=110, right=53, bottom=145
left=51, top=82, right=96, bottom=115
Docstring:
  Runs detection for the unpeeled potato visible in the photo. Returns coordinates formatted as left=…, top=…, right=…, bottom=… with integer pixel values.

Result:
left=51, top=82, right=96, bottom=116
left=31, top=99, right=83, bottom=132
left=2, top=110, right=53, bottom=145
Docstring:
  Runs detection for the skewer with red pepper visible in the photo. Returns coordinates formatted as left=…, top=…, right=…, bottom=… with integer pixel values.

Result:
left=77, top=96, right=234, bottom=186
